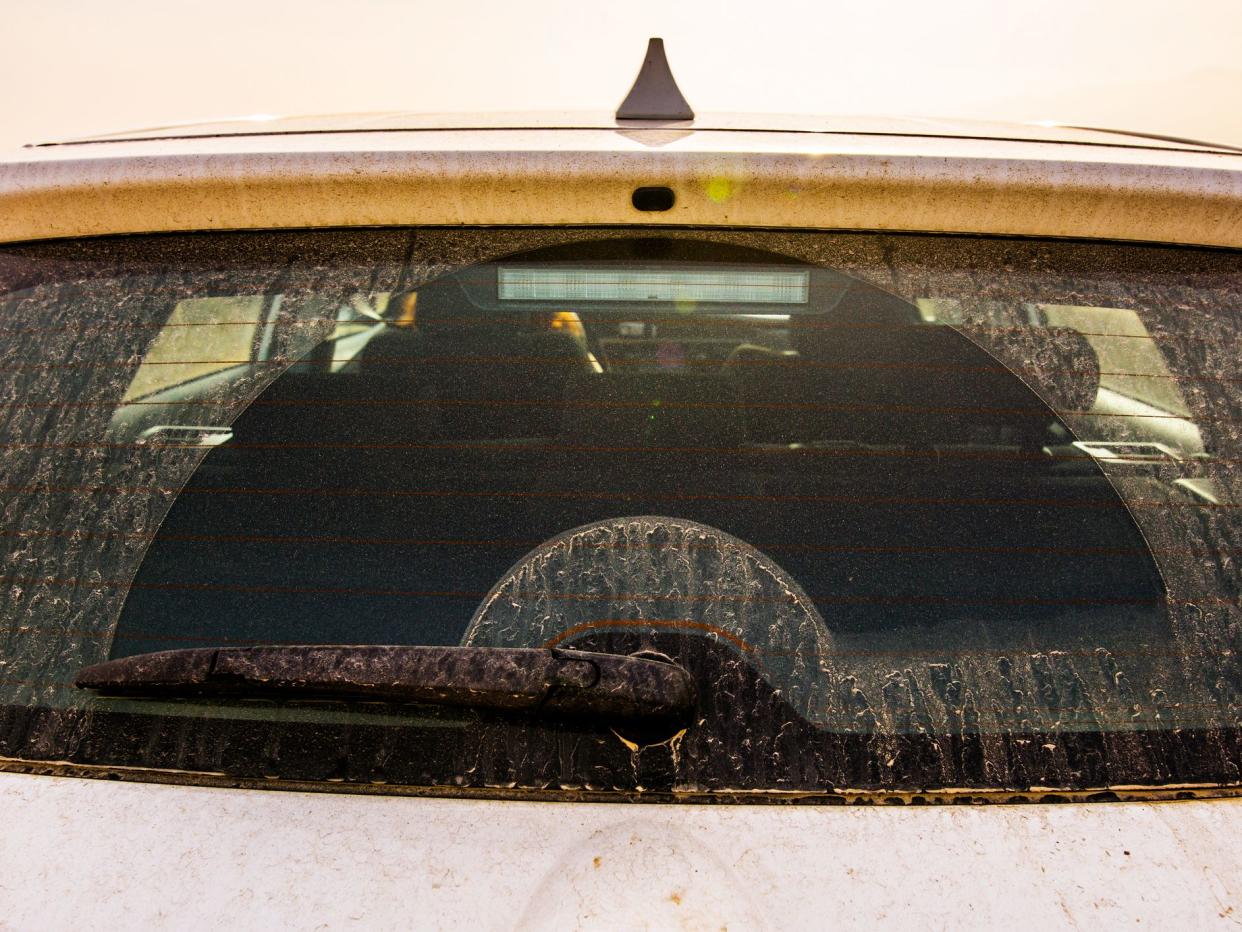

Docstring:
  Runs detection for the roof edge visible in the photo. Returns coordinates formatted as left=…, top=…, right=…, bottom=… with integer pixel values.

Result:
left=3, top=148, right=1242, bottom=248
left=30, top=111, right=1242, bottom=156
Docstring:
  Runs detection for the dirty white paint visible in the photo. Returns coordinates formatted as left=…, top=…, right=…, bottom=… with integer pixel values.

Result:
left=0, top=771, right=1238, bottom=929
left=3, top=128, right=1242, bottom=248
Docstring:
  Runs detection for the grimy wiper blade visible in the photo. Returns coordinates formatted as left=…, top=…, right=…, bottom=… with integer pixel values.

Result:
left=75, top=645, right=695, bottom=724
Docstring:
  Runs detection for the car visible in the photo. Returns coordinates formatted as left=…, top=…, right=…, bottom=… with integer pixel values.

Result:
left=1, top=38, right=1241, bottom=929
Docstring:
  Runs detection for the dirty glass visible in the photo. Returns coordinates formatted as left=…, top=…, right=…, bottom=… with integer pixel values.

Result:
left=0, top=229, right=1238, bottom=800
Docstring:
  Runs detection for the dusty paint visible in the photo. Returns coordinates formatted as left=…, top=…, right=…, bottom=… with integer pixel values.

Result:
left=2, top=771, right=1242, bottom=929
left=2, top=129, right=1242, bottom=247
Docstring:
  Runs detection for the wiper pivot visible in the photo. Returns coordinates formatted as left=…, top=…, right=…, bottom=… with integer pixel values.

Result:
left=76, top=645, right=695, bottom=724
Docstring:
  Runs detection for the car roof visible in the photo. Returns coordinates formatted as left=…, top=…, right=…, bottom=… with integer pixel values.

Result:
left=4, top=114, right=1242, bottom=249
left=30, top=110, right=1242, bottom=156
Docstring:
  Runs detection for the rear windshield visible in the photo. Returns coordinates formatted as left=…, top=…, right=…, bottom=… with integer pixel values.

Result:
left=1, top=229, right=1238, bottom=800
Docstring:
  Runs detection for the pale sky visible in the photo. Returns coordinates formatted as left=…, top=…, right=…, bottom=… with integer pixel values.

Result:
left=4, top=0, right=1242, bottom=150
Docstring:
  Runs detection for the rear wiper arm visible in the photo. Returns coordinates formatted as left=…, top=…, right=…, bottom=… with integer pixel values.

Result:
left=76, top=645, right=695, bottom=724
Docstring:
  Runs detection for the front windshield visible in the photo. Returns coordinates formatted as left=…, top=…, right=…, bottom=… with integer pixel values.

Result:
left=0, top=229, right=1237, bottom=799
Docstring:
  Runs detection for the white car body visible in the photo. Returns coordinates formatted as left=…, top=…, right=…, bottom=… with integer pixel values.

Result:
left=2, top=107, right=1241, bottom=929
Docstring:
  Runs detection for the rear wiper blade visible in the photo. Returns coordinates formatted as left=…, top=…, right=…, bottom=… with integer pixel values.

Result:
left=76, top=645, right=695, bottom=724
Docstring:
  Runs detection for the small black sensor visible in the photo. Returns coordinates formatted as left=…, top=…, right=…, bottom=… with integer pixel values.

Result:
left=632, top=186, right=676, bottom=212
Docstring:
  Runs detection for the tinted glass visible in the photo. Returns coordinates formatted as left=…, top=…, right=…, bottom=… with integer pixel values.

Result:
left=1, top=230, right=1238, bottom=799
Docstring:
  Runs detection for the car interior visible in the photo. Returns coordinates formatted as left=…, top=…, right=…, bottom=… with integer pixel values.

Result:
left=106, top=239, right=1169, bottom=673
